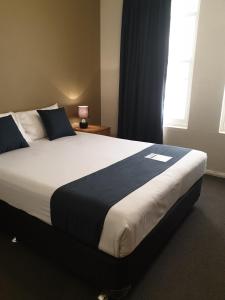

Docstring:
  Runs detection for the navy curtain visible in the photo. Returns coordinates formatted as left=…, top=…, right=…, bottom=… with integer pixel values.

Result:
left=118, top=0, right=171, bottom=144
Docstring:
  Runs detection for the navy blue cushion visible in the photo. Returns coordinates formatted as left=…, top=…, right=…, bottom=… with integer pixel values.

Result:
left=37, top=107, right=75, bottom=140
left=0, top=115, right=29, bottom=154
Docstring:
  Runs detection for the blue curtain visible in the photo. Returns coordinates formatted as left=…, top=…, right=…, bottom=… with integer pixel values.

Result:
left=118, top=0, right=171, bottom=144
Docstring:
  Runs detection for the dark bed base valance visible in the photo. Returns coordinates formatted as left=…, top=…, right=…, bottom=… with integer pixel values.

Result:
left=0, top=177, right=203, bottom=294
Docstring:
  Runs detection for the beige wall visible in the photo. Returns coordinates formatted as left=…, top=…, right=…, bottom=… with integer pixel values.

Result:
left=0, top=0, right=100, bottom=123
left=100, top=0, right=225, bottom=175
left=101, top=0, right=123, bottom=135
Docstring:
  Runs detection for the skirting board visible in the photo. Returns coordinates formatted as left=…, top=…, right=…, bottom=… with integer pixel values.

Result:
left=206, top=169, right=225, bottom=179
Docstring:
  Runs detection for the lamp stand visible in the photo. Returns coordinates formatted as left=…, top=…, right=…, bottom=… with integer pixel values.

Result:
left=80, top=119, right=88, bottom=129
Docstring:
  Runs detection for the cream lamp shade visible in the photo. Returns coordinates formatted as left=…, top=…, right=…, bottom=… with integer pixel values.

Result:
left=78, top=106, right=88, bottom=119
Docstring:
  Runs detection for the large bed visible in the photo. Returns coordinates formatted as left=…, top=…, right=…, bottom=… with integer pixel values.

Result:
left=0, top=132, right=207, bottom=299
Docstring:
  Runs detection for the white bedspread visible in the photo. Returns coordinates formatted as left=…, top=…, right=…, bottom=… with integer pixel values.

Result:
left=0, top=133, right=207, bottom=257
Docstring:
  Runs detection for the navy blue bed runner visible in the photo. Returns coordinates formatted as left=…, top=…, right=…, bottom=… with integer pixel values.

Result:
left=51, top=144, right=191, bottom=248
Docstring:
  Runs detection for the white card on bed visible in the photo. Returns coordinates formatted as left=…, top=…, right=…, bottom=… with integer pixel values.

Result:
left=145, top=153, right=173, bottom=162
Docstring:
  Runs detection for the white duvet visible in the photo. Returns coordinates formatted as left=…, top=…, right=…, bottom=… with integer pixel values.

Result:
left=0, top=133, right=207, bottom=258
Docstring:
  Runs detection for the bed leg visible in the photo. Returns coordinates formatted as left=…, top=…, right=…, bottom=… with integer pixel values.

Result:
left=97, top=294, right=109, bottom=300
left=11, top=237, right=18, bottom=244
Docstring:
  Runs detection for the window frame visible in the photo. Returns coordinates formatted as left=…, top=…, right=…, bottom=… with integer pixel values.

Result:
left=163, top=0, right=202, bottom=129
left=219, top=86, right=225, bottom=134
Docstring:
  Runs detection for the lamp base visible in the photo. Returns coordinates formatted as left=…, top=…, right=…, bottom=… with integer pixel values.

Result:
left=80, top=120, right=88, bottom=129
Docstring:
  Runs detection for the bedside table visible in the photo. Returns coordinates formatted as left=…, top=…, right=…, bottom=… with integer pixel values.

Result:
left=72, top=124, right=111, bottom=136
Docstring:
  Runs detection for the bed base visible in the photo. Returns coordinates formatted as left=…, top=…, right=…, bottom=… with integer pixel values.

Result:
left=0, top=178, right=203, bottom=298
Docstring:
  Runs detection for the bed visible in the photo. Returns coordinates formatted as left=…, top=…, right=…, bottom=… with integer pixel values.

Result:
left=0, top=132, right=207, bottom=299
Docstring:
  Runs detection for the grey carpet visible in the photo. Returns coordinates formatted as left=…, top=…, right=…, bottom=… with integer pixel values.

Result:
left=0, top=175, right=224, bottom=300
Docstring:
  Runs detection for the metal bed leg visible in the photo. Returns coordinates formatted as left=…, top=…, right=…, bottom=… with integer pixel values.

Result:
left=97, top=294, right=109, bottom=300
left=11, top=237, right=18, bottom=244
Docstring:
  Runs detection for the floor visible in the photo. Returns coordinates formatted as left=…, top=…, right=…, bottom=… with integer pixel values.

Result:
left=0, top=175, right=224, bottom=300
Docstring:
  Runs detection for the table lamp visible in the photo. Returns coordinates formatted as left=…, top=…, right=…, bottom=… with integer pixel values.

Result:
left=78, top=106, right=89, bottom=129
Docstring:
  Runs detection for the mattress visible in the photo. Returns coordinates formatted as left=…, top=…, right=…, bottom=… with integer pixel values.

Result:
left=0, top=133, right=207, bottom=258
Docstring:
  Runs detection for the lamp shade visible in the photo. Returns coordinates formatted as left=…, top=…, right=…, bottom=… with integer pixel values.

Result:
left=78, top=106, right=88, bottom=119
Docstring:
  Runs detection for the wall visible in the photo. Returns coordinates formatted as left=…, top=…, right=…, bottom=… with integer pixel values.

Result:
left=100, top=0, right=225, bottom=175
left=0, top=0, right=100, bottom=123
left=101, top=0, right=123, bottom=135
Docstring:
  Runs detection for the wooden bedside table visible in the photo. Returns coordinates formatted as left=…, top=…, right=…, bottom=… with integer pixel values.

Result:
left=72, top=124, right=111, bottom=136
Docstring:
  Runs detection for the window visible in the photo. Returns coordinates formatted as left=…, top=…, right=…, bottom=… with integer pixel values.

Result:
left=163, top=0, right=201, bottom=128
left=219, top=86, right=225, bottom=134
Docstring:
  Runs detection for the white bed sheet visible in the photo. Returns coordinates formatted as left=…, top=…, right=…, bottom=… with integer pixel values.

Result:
left=0, top=133, right=207, bottom=257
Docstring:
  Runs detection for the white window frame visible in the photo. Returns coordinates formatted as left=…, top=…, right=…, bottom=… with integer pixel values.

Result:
left=164, top=0, right=202, bottom=129
left=219, top=86, right=225, bottom=134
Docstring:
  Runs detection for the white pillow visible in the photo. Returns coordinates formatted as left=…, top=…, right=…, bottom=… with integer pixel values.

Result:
left=14, top=104, right=58, bottom=141
left=0, top=112, right=31, bottom=143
